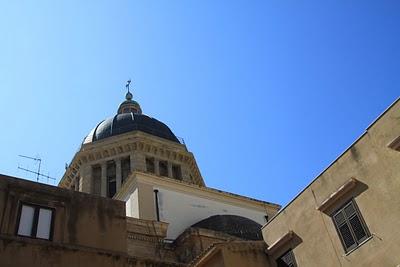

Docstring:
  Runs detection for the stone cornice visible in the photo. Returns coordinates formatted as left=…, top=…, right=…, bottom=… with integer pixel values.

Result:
left=266, top=231, right=294, bottom=254
left=59, top=131, right=204, bottom=188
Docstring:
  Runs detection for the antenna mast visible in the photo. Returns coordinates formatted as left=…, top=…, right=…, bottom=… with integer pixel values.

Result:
left=18, top=154, right=56, bottom=184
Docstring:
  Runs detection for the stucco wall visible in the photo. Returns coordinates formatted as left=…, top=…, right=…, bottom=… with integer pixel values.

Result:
left=0, top=237, right=127, bottom=267
left=156, top=187, right=268, bottom=239
left=262, top=99, right=400, bottom=266
left=194, top=242, right=271, bottom=267
left=0, top=174, right=128, bottom=266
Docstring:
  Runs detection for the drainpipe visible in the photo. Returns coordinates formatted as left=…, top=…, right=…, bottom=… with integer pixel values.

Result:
left=154, top=189, right=160, bottom=221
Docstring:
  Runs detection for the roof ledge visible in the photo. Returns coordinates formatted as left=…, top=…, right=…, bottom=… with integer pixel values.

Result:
left=266, top=231, right=294, bottom=255
left=388, top=135, right=400, bottom=151
left=317, top=178, right=358, bottom=212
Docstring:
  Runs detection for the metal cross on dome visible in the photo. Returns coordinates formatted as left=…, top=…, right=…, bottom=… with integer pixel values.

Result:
left=126, top=79, right=132, bottom=93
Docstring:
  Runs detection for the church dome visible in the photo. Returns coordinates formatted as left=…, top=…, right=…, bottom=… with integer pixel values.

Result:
left=83, top=81, right=180, bottom=144
left=191, top=215, right=263, bottom=240
left=83, top=113, right=180, bottom=144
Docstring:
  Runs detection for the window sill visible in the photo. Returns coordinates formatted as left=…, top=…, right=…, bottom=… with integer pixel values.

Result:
left=344, top=236, right=373, bottom=257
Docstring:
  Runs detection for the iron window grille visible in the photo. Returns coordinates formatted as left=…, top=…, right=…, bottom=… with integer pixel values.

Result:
left=276, top=249, right=297, bottom=267
left=16, top=203, right=55, bottom=241
left=332, top=199, right=370, bottom=252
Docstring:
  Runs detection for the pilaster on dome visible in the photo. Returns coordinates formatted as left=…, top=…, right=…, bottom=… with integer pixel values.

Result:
left=117, top=79, right=142, bottom=115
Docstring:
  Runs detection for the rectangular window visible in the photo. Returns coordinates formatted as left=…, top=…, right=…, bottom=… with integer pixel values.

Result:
left=172, top=164, right=182, bottom=180
left=107, top=161, right=116, bottom=198
left=17, top=204, right=54, bottom=240
left=276, top=249, right=297, bottom=267
left=146, top=157, right=155, bottom=173
left=121, top=157, right=131, bottom=184
left=74, top=176, right=80, bottom=191
left=332, top=199, right=370, bottom=252
left=92, top=165, right=102, bottom=195
left=159, top=161, right=168, bottom=177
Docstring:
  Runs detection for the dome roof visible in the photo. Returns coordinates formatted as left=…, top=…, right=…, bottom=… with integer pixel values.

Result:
left=191, top=215, right=263, bottom=240
left=84, top=83, right=180, bottom=144
left=83, top=112, right=180, bottom=144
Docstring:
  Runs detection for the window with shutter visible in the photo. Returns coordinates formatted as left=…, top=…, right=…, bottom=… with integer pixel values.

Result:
left=276, top=249, right=297, bottom=267
left=332, top=199, right=370, bottom=252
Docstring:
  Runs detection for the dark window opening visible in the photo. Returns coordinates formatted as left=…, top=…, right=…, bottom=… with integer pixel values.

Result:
left=276, top=249, right=297, bottom=267
left=172, top=164, right=182, bottom=180
left=74, top=176, right=80, bottom=191
left=121, top=157, right=131, bottom=184
left=16, top=203, right=54, bottom=241
left=107, top=161, right=116, bottom=198
left=146, top=157, right=155, bottom=173
left=92, top=165, right=101, bottom=196
left=159, top=161, right=168, bottom=177
left=332, top=199, right=370, bottom=252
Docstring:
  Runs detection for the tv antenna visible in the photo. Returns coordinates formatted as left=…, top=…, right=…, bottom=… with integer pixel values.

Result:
left=18, top=154, right=56, bottom=184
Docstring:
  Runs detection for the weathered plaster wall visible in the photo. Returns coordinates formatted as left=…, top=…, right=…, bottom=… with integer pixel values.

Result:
left=0, top=175, right=128, bottom=266
left=193, top=242, right=271, bottom=267
left=0, top=237, right=127, bottom=267
left=262, top=99, right=400, bottom=267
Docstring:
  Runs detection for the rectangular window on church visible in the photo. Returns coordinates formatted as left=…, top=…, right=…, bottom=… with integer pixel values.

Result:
left=172, top=164, right=182, bottom=180
left=17, top=204, right=54, bottom=241
left=146, top=157, right=155, bottom=173
left=92, top=165, right=102, bottom=195
left=74, top=176, right=80, bottom=191
left=332, top=199, right=370, bottom=253
left=121, top=156, right=131, bottom=184
left=159, top=160, right=168, bottom=177
left=276, top=249, right=297, bottom=267
left=107, top=161, right=116, bottom=198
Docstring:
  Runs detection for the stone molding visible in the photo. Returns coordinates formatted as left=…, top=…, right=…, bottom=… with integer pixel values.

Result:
left=317, top=178, right=358, bottom=212
left=60, top=131, right=204, bottom=189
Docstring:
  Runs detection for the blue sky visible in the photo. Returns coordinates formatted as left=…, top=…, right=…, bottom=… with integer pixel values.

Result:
left=0, top=1, right=398, bottom=206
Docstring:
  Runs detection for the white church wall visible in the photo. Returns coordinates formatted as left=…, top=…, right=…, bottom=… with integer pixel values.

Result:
left=155, top=187, right=268, bottom=240
left=125, top=188, right=139, bottom=218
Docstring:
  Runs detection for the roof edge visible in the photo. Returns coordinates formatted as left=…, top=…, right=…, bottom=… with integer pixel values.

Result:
left=262, top=96, right=400, bottom=229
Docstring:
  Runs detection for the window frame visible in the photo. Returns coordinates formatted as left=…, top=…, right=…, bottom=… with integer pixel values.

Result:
left=172, top=164, right=182, bottom=180
left=146, top=157, right=155, bottom=173
left=15, top=202, right=55, bottom=241
left=92, top=164, right=102, bottom=195
left=121, top=156, right=131, bottom=184
left=276, top=249, right=297, bottom=267
left=331, top=198, right=370, bottom=253
left=159, top=160, right=169, bottom=177
left=106, top=160, right=117, bottom=198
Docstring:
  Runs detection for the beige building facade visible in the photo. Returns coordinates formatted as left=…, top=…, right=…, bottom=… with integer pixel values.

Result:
left=262, top=98, right=400, bottom=267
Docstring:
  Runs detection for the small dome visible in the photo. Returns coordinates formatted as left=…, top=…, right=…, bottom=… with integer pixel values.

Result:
left=191, top=215, right=263, bottom=240
left=83, top=113, right=180, bottom=144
